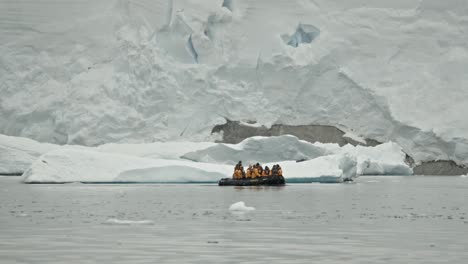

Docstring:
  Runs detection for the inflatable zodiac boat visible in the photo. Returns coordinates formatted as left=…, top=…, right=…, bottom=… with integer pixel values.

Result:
left=218, top=175, right=285, bottom=186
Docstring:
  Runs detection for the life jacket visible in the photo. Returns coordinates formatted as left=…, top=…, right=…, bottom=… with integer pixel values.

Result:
left=252, top=167, right=259, bottom=178
left=278, top=168, right=283, bottom=176
left=246, top=168, right=252, bottom=178
left=258, top=167, right=263, bottom=176
left=263, top=168, right=270, bottom=176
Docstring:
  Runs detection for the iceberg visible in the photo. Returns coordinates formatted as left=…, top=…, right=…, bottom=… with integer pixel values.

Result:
left=0, top=134, right=58, bottom=175
left=22, top=148, right=231, bottom=183
left=277, top=153, right=357, bottom=183
left=4, top=133, right=411, bottom=183
left=341, top=142, right=413, bottom=175
left=21, top=147, right=358, bottom=184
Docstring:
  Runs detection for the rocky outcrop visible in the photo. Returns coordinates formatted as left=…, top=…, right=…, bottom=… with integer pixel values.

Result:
left=212, top=120, right=375, bottom=146
left=212, top=120, right=468, bottom=176
left=413, top=160, right=468, bottom=176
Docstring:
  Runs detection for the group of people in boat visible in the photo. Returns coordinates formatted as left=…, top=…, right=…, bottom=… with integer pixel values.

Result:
left=232, top=161, right=283, bottom=179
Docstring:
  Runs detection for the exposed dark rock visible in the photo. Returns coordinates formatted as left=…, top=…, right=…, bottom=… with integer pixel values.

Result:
left=212, top=119, right=372, bottom=146
left=413, top=160, right=468, bottom=176
left=0, top=173, right=23, bottom=176
left=212, top=120, right=468, bottom=176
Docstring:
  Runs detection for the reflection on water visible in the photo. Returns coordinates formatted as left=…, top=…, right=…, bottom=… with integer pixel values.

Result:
left=1, top=176, right=468, bottom=263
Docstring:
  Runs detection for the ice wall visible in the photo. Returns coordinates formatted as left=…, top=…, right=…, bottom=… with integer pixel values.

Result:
left=1, top=0, right=468, bottom=166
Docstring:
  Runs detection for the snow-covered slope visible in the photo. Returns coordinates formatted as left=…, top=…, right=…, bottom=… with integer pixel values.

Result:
left=1, top=0, right=468, bottom=166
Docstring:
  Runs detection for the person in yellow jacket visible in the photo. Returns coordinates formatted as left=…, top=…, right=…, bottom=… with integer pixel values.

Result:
left=246, top=164, right=253, bottom=178
left=232, top=161, right=245, bottom=179
left=263, top=166, right=270, bottom=176
left=257, top=163, right=263, bottom=177
left=277, top=164, right=283, bottom=176
left=252, top=164, right=259, bottom=178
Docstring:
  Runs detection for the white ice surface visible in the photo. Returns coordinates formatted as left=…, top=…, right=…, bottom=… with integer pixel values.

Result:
left=182, top=135, right=329, bottom=164
left=182, top=135, right=411, bottom=176
left=5, top=134, right=411, bottom=182
left=21, top=146, right=359, bottom=183
left=229, top=202, right=255, bottom=212
left=104, top=219, right=155, bottom=225
left=340, top=142, right=413, bottom=175
left=22, top=148, right=232, bottom=183
left=1, top=1, right=468, bottom=166
left=0, top=134, right=58, bottom=174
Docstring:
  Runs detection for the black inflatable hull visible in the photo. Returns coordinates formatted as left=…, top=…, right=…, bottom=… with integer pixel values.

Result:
left=218, top=175, right=285, bottom=186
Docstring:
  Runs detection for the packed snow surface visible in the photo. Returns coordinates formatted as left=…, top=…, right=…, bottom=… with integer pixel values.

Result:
left=1, top=1, right=468, bottom=166
left=229, top=202, right=255, bottom=212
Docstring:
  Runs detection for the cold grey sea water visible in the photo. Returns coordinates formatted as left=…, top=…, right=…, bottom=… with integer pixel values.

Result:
left=1, top=176, right=467, bottom=264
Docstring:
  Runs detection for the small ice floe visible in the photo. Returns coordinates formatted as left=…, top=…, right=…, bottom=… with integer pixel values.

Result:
left=229, top=201, right=255, bottom=212
left=460, top=174, right=468, bottom=178
left=103, top=218, right=154, bottom=225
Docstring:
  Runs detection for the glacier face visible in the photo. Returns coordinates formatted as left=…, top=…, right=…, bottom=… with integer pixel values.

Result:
left=1, top=0, right=468, bottom=165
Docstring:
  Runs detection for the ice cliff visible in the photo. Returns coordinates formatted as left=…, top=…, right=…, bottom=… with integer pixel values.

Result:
left=1, top=0, right=468, bottom=168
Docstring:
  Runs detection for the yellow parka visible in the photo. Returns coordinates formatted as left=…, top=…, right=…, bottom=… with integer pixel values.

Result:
left=246, top=168, right=252, bottom=178
left=252, top=167, right=260, bottom=178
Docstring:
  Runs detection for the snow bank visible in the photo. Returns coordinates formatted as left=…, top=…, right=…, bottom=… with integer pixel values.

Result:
left=182, top=135, right=329, bottom=164
left=22, top=148, right=231, bottom=183
left=229, top=202, right=255, bottom=212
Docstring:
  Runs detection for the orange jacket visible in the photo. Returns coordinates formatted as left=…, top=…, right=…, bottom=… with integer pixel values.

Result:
left=246, top=169, right=252, bottom=178
left=252, top=167, right=259, bottom=178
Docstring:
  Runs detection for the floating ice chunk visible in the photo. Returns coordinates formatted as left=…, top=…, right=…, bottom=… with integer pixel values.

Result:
left=279, top=153, right=357, bottom=183
left=349, top=142, right=413, bottom=175
left=229, top=201, right=255, bottom=212
left=22, top=148, right=231, bottom=183
left=104, top=218, right=155, bottom=225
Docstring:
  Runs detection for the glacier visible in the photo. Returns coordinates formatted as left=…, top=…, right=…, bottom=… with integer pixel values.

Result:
left=1, top=0, right=468, bottom=170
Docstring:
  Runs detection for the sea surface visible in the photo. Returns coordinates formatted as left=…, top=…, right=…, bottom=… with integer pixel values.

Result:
left=1, top=176, right=467, bottom=264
